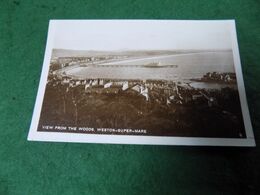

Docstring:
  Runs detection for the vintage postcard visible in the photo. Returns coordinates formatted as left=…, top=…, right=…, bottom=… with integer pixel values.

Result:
left=28, top=20, right=255, bottom=146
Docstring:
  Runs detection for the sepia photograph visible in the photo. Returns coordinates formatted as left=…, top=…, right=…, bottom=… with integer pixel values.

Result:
left=28, top=20, right=255, bottom=146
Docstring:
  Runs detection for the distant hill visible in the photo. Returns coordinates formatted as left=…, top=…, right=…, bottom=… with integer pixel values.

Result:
left=51, top=49, right=231, bottom=58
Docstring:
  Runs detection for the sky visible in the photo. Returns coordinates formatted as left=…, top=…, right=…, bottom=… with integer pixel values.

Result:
left=50, top=20, right=235, bottom=51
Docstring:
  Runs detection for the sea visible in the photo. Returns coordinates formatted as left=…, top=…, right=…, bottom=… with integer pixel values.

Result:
left=64, top=50, right=237, bottom=89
